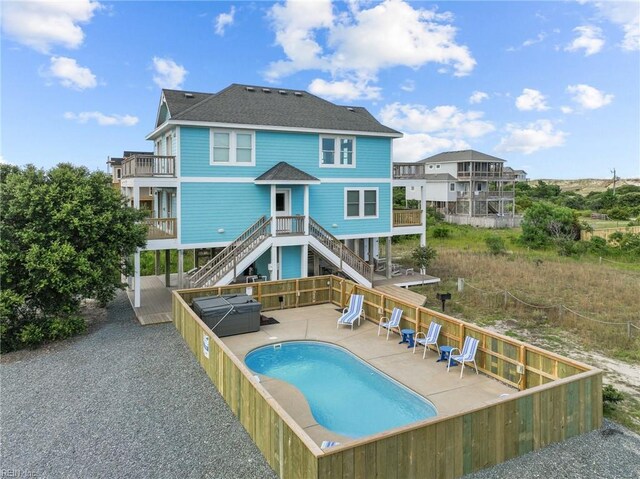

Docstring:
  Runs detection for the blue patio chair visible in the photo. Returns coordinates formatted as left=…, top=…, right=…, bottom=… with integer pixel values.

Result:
left=377, top=307, right=403, bottom=340
left=337, top=294, right=364, bottom=330
left=413, top=322, right=441, bottom=358
left=448, top=336, right=480, bottom=378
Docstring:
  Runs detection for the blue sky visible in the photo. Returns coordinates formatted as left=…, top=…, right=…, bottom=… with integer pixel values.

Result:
left=1, top=0, right=639, bottom=179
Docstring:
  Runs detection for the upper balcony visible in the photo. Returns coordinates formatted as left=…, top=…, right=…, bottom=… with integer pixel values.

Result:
left=392, top=209, right=422, bottom=227
left=123, top=155, right=176, bottom=178
left=393, top=163, right=427, bottom=179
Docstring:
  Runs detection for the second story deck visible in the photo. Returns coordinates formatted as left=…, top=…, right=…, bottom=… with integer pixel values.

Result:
left=123, top=155, right=176, bottom=178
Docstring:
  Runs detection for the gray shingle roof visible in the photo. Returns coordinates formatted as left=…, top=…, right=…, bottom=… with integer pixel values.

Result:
left=161, top=84, right=401, bottom=136
left=254, top=162, right=320, bottom=183
left=419, top=150, right=506, bottom=163
left=422, top=173, right=457, bottom=181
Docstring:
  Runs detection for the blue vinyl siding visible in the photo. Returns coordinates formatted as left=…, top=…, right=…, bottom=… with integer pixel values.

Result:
left=309, top=183, right=391, bottom=236
left=290, top=185, right=304, bottom=215
left=181, top=183, right=270, bottom=244
left=179, top=127, right=391, bottom=179
left=281, top=246, right=301, bottom=279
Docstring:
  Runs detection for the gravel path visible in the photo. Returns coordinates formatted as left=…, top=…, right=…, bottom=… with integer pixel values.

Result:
left=2, top=291, right=639, bottom=479
left=0, top=292, right=277, bottom=479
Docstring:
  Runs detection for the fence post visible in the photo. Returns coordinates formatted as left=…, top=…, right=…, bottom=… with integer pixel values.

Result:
left=519, top=344, right=527, bottom=391
left=458, top=278, right=464, bottom=292
left=341, top=278, right=346, bottom=308
left=629, top=322, right=632, bottom=339
left=503, top=290, right=508, bottom=308
left=459, top=323, right=465, bottom=348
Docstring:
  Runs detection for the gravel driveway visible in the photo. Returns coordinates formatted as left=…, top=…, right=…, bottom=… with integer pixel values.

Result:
left=2, top=291, right=639, bottom=478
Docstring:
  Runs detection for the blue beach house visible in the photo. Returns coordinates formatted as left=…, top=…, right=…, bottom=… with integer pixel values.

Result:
left=116, top=84, right=425, bottom=307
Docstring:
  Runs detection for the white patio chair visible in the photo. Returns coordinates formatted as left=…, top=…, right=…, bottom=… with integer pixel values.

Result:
left=413, top=322, right=441, bottom=358
left=337, top=294, right=364, bottom=330
left=377, top=307, right=403, bottom=340
left=448, top=336, right=480, bottom=378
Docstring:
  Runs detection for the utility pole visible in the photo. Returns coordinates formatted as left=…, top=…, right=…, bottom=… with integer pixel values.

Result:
left=611, top=168, right=617, bottom=195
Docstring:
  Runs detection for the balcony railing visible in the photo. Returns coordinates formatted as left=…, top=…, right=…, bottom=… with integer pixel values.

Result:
left=393, top=209, right=422, bottom=227
left=457, top=191, right=515, bottom=200
left=393, top=163, right=426, bottom=179
left=457, top=171, right=504, bottom=179
left=123, top=155, right=176, bottom=178
left=275, top=215, right=305, bottom=235
left=145, top=218, right=177, bottom=240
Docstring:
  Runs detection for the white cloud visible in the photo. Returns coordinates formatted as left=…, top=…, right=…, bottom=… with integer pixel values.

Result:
left=515, top=88, right=549, bottom=111
left=266, top=0, right=475, bottom=85
left=393, top=134, right=469, bottom=162
left=469, top=91, right=489, bottom=104
left=63, top=111, right=139, bottom=126
left=400, top=79, right=415, bottom=92
left=567, top=84, right=613, bottom=110
left=308, top=78, right=381, bottom=101
left=152, top=57, right=187, bottom=89
left=380, top=102, right=495, bottom=139
left=214, top=6, right=235, bottom=36
left=565, top=25, right=605, bottom=56
left=496, top=120, right=567, bottom=154
left=523, top=32, right=547, bottom=47
left=0, top=0, right=101, bottom=53
left=591, top=1, right=640, bottom=51
left=560, top=106, right=574, bottom=114
left=48, top=56, right=97, bottom=90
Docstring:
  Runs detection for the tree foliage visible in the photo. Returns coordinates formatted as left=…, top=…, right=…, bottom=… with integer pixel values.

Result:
left=0, top=163, right=147, bottom=351
left=411, top=245, right=438, bottom=272
left=520, top=202, right=581, bottom=248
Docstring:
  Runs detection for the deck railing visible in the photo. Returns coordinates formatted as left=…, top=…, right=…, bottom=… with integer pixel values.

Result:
left=145, top=217, right=177, bottom=240
left=393, top=209, right=422, bottom=227
left=457, top=171, right=504, bottom=179
left=122, top=155, right=176, bottom=177
left=275, top=215, right=305, bottom=235
left=457, top=190, right=515, bottom=200
left=393, top=163, right=426, bottom=178
left=173, top=275, right=602, bottom=479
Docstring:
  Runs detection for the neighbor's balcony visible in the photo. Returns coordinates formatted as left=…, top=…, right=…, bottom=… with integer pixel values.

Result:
left=457, top=191, right=515, bottom=200
left=393, top=163, right=426, bottom=179
left=123, top=155, right=176, bottom=178
left=393, top=209, right=422, bottom=227
left=145, top=217, right=177, bottom=240
left=456, top=171, right=505, bottom=179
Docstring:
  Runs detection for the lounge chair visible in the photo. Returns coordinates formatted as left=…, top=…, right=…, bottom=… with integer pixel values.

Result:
left=337, top=294, right=364, bottom=330
left=377, top=307, right=403, bottom=340
left=448, top=336, right=480, bottom=378
left=413, top=322, right=441, bottom=358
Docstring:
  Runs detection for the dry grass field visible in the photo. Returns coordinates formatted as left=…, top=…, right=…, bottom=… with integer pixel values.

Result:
left=390, top=237, right=640, bottom=431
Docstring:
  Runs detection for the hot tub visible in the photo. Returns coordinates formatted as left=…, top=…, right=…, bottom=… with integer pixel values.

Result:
left=192, top=294, right=261, bottom=337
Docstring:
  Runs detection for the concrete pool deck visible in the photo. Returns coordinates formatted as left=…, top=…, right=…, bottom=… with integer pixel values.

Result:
left=221, top=303, right=514, bottom=447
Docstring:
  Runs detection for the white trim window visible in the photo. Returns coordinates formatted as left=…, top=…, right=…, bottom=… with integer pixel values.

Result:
left=344, top=188, right=378, bottom=219
left=210, top=129, right=255, bottom=166
left=449, top=183, right=455, bottom=191
left=320, top=136, right=355, bottom=167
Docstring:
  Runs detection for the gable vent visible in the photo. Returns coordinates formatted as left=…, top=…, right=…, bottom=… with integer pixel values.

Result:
left=294, top=91, right=303, bottom=97
left=262, top=88, right=272, bottom=93
left=245, top=86, right=255, bottom=92
left=278, top=90, right=287, bottom=95
left=184, top=93, right=194, bottom=98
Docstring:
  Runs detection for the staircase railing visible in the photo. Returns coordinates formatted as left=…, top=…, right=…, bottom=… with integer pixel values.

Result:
left=308, top=218, right=373, bottom=284
left=190, top=216, right=272, bottom=288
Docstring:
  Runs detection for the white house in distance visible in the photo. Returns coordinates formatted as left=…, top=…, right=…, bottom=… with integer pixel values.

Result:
left=394, top=150, right=527, bottom=227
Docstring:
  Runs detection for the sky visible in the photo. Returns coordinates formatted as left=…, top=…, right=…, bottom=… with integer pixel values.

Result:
left=1, top=0, right=639, bottom=179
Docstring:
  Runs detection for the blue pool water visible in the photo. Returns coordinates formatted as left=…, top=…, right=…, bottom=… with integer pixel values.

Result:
left=245, top=341, right=437, bottom=438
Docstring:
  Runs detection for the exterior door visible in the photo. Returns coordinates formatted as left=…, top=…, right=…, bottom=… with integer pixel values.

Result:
left=275, top=189, right=291, bottom=233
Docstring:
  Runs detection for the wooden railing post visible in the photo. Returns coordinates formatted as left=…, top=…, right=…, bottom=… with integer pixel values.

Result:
left=519, top=344, right=527, bottom=391
left=459, top=323, right=465, bottom=348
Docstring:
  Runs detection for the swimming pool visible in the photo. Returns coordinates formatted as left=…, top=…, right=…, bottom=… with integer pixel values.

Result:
left=245, top=341, right=437, bottom=438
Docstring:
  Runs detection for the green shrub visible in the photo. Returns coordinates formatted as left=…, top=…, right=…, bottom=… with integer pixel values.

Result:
left=432, top=225, right=451, bottom=238
left=19, top=323, right=45, bottom=348
left=603, top=384, right=624, bottom=413
left=48, top=315, right=87, bottom=341
left=485, top=235, right=507, bottom=255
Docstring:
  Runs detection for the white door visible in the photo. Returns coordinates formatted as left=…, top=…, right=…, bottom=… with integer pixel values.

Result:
left=275, top=189, right=291, bottom=233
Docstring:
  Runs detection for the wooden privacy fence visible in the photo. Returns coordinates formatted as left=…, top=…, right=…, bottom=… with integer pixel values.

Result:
left=173, top=275, right=602, bottom=479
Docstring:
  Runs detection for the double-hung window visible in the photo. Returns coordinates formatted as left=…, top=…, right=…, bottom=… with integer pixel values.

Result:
left=320, top=136, right=355, bottom=167
left=345, top=188, right=378, bottom=219
left=211, top=130, right=255, bottom=165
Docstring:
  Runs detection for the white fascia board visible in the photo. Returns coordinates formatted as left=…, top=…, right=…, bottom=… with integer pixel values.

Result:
left=150, top=119, right=402, bottom=139
left=126, top=178, right=178, bottom=188
left=177, top=241, right=230, bottom=249
left=334, top=232, right=391, bottom=240
left=145, top=239, right=180, bottom=251
left=254, top=180, right=320, bottom=185
left=272, top=236, right=308, bottom=247
left=392, top=226, right=424, bottom=236
left=182, top=177, right=390, bottom=183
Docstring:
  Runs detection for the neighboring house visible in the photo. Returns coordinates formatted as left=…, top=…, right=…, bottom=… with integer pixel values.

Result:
left=396, top=150, right=522, bottom=218
left=115, top=84, right=425, bottom=307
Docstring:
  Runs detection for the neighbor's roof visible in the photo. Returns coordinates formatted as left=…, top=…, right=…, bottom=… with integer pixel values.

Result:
left=421, top=173, right=457, bottom=181
left=419, top=150, right=506, bottom=164
left=123, top=150, right=153, bottom=158
left=158, top=84, right=401, bottom=136
left=254, top=162, right=320, bottom=184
